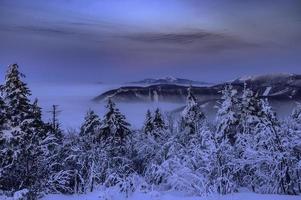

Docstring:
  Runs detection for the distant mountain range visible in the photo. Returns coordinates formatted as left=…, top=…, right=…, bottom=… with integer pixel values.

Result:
left=126, top=76, right=211, bottom=86
left=94, top=73, right=301, bottom=103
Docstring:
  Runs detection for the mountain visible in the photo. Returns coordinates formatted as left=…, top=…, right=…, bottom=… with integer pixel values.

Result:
left=93, top=84, right=219, bottom=103
left=230, top=73, right=301, bottom=99
left=94, top=73, right=301, bottom=103
left=127, top=76, right=211, bottom=86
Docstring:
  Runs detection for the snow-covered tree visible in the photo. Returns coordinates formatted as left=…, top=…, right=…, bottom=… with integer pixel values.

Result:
left=234, top=85, right=264, bottom=187
left=142, top=109, right=154, bottom=135
left=179, top=86, right=205, bottom=136
left=290, top=102, right=301, bottom=139
left=0, top=64, right=35, bottom=191
left=288, top=103, right=301, bottom=193
left=215, top=84, right=239, bottom=145
left=77, top=110, right=103, bottom=192
left=100, top=99, right=134, bottom=189
left=213, top=93, right=238, bottom=194
left=101, top=98, right=131, bottom=154
left=0, top=64, right=61, bottom=197
left=237, top=83, right=263, bottom=137
left=80, top=109, right=101, bottom=140
left=151, top=108, right=168, bottom=142
left=0, top=64, right=32, bottom=125
left=237, top=98, right=297, bottom=194
left=0, top=95, right=6, bottom=129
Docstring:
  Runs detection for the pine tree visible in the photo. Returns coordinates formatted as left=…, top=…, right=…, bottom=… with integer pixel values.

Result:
left=0, top=64, right=50, bottom=197
left=290, top=102, right=301, bottom=135
left=215, top=84, right=239, bottom=145
left=0, top=64, right=34, bottom=191
left=0, top=95, right=6, bottom=129
left=238, top=83, right=263, bottom=136
left=100, top=98, right=134, bottom=188
left=288, top=103, right=301, bottom=194
left=101, top=98, right=131, bottom=151
left=213, top=88, right=238, bottom=194
left=179, top=86, right=205, bottom=135
left=80, top=109, right=101, bottom=139
left=255, top=99, right=296, bottom=194
left=0, top=64, right=32, bottom=125
left=78, top=109, right=103, bottom=192
left=152, top=108, right=167, bottom=141
left=238, top=98, right=297, bottom=194
left=210, top=135, right=237, bottom=195
left=234, top=85, right=264, bottom=188
left=142, top=109, right=153, bottom=135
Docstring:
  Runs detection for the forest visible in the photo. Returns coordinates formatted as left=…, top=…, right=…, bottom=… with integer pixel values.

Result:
left=0, top=64, right=300, bottom=199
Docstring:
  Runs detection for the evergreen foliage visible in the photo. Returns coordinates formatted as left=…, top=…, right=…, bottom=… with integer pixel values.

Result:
left=0, top=64, right=300, bottom=198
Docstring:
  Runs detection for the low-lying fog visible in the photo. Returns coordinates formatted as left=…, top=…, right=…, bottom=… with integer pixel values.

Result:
left=30, top=83, right=297, bottom=131
left=30, top=83, right=183, bottom=130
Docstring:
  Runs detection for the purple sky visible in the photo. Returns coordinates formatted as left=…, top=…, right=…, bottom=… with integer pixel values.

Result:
left=0, top=0, right=301, bottom=84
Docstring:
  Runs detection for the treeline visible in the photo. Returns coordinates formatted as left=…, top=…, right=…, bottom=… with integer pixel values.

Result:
left=0, top=64, right=301, bottom=199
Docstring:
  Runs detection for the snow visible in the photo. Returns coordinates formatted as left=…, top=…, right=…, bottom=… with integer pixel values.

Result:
left=263, top=86, right=272, bottom=96
left=40, top=191, right=301, bottom=200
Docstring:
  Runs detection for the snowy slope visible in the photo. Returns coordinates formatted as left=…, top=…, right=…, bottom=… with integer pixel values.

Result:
left=41, top=191, right=301, bottom=200
left=127, top=76, right=211, bottom=86
left=96, top=73, right=301, bottom=103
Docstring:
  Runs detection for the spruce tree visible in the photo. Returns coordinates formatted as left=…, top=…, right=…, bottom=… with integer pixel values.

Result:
left=152, top=108, right=167, bottom=141
left=78, top=109, right=103, bottom=192
left=213, top=87, right=238, bottom=194
left=100, top=98, right=134, bottom=188
left=234, top=85, right=264, bottom=188
left=238, top=83, right=263, bottom=136
left=80, top=109, right=101, bottom=140
left=0, top=64, right=33, bottom=191
left=142, top=109, right=153, bottom=135
left=0, top=64, right=49, bottom=197
left=215, top=84, right=239, bottom=145
left=252, top=99, right=295, bottom=194
left=0, top=64, right=44, bottom=198
left=179, top=86, right=204, bottom=135
left=0, top=64, right=32, bottom=125
left=289, top=103, right=301, bottom=194
left=0, top=95, right=6, bottom=129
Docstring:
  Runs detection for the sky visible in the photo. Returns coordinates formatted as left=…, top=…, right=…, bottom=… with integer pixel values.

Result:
left=0, top=0, right=301, bottom=84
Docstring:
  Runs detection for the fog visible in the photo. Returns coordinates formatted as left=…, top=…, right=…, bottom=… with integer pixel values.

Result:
left=30, top=83, right=183, bottom=130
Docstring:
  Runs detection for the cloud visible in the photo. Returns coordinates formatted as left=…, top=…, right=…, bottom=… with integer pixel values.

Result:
left=125, top=31, right=220, bottom=44
left=122, top=30, right=261, bottom=52
left=15, top=25, right=76, bottom=36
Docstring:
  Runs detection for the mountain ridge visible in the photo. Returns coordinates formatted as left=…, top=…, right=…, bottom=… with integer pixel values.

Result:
left=94, top=73, right=301, bottom=103
left=126, top=76, right=211, bottom=86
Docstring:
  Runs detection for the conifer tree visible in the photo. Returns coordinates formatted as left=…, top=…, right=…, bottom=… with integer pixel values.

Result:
left=213, top=89, right=238, bottom=194
left=0, top=95, right=6, bottom=129
left=179, top=86, right=204, bottom=135
left=0, top=64, right=46, bottom=196
left=100, top=98, right=134, bottom=188
left=142, top=109, right=153, bottom=135
left=234, top=85, right=264, bottom=188
left=215, top=84, right=239, bottom=145
left=288, top=103, right=301, bottom=194
left=152, top=108, right=167, bottom=141
left=0, top=64, right=32, bottom=191
left=78, top=109, right=103, bottom=192
left=291, top=102, right=301, bottom=133
left=80, top=109, right=101, bottom=139
left=238, top=83, right=263, bottom=136
left=251, top=99, right=295, bottom=194
left=0, top=64, right=32, bottom=125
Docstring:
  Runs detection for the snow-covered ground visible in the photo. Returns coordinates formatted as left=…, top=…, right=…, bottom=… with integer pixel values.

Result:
left=30, top=83, right=183, bottom=130
left=41, top=191, right=301, bottom=200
